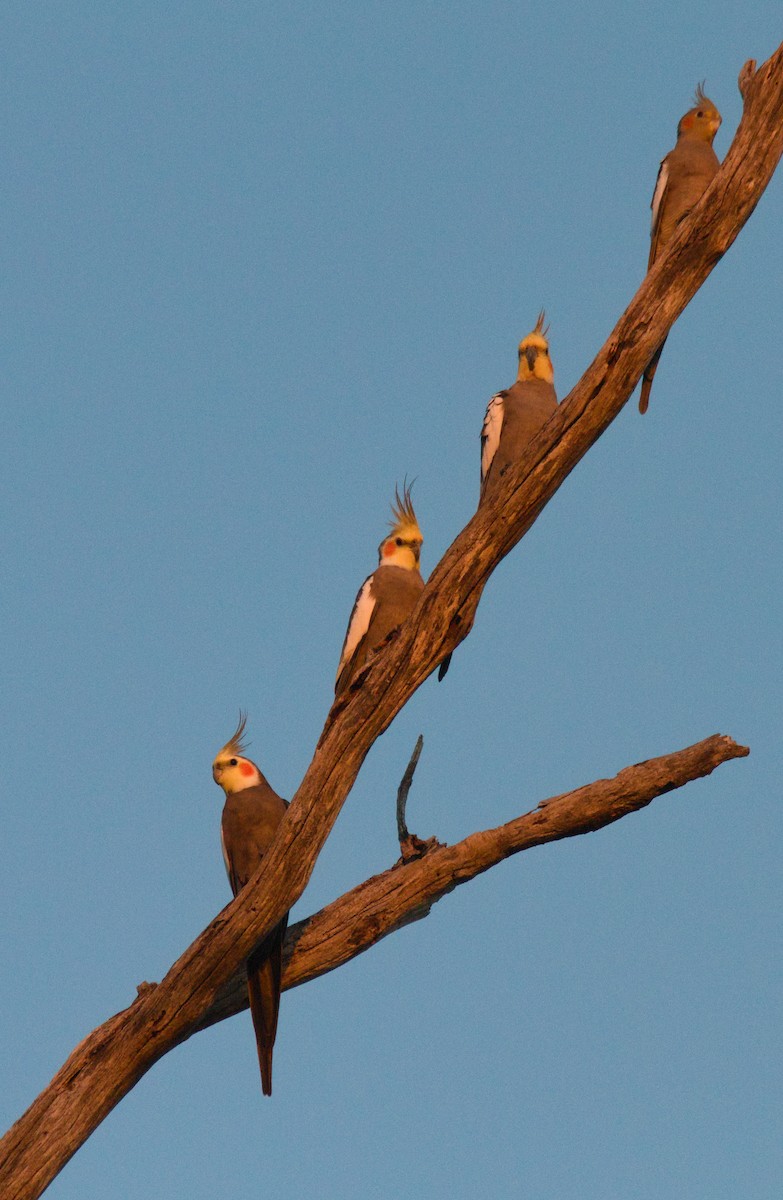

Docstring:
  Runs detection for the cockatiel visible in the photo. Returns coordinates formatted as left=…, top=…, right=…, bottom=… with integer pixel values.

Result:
left=479, top=312, right=558, bottom=501
left=212, top=714, right=289, bottom=1096
left=639, top=84, right=721, bottom=414
left=335, top=484, right=425, bottom=697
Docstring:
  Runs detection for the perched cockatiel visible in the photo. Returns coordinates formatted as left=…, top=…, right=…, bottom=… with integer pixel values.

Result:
left=335, top=484, right=425, bottom=697
left=479, top=312, right=558, bottom=501
left=212, top=714, right=289, bottom=1096
left=639, top=84, right=721, bottom=415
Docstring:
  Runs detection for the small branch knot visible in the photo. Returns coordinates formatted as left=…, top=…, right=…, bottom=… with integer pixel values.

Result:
left=398, top=832, right=443, bottom=863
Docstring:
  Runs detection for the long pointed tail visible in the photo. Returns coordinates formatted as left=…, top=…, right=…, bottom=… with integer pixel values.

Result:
left=246, top=915, right=288, bottom=1096
left=639, top=337, right=667, bottom=414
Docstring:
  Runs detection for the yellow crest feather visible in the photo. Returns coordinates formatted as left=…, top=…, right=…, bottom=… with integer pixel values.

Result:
left=519, top=310, right=551, bottom=354
left=219, top=711, right=249, bottom=758
left=388, top=481, right=421, bottom=540
left=693, top=82, right=719, bottom=116
left=534, top=309, right=550, bottom=338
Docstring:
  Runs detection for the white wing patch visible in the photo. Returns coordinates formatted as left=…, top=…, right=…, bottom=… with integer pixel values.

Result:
left=336, top=575, right=376, bottom=685
left=480, top=393, right=505, bottom=485
left=650, top=159, right=668, bottom=238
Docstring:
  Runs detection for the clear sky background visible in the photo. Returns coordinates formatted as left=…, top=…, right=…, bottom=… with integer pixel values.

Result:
left=2, top=4, right=781, bottom=1198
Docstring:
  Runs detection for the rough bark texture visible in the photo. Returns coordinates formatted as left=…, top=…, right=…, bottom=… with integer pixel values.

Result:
left=0, top=737, right=749, bottom=1200
left=2, top=43, right=781, bottom=1200
left=198, top=734, right=749, bottom=1031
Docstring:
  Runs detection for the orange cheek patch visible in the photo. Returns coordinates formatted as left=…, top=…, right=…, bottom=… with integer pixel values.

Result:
left=239, top=762, right=255, bottom=777
left=681, top=114, right=694, bottom=129
left=382, top=541, right=395, bottom=557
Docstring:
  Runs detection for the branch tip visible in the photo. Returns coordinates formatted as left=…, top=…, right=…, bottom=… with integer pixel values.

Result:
left=739, top=59, right=757, bottom=99
left=396, top=734, right=425, bottom=844
left=394, top=737, right=443, bottom=861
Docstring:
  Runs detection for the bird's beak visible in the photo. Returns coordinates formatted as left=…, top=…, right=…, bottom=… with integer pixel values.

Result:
left=525, top=346, right=537, bottom=372
left=212, top=764, right=222, bottom=784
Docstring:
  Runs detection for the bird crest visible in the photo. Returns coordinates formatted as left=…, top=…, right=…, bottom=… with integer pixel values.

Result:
left=533, top=309, right=550, bottom=338
left=519, top=310, right=550, bottom=355
left=694, top=81, right=709, bottom=107
left=388, top=482, right=422, bottom=541
left=679, top=82, right=720, bottom=137
left=219, top=711, right=250, bottom=758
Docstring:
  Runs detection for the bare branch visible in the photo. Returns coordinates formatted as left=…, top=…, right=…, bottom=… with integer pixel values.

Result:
left=0, top=735, right=749, bottom=1200
left=395, top=735, right=437, bottom=862
left=198, top=733, right=749, bottom=1030
left=1, top=40, right=780, bottom=1200
left=396, top=735, right=424, bottom=845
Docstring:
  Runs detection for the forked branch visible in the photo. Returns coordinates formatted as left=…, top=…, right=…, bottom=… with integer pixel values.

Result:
left=2, top=41, right=781, bottom=1200
left=198, top=733, right=748, bottom=1031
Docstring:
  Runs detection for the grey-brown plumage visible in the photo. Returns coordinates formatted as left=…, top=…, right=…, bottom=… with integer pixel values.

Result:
left=480, top=314, right=558, bottom=502
left=213, top=717, right=289, bottom=1097
left=335, top=564, right=425, bottom=696
left=335, top=486, right=425, bottom=697
left=640, top=85, right=721, bottom=414
left=222, top=782, right=289, bottom=1097
left=480, top=379, right=558, bottom=495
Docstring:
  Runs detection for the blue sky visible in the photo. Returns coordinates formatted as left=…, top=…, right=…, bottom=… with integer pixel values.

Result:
left=2, top=4, right=781, bottom=1198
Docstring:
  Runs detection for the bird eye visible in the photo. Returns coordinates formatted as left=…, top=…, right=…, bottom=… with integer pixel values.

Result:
left=697, top=110, right=704, bottom=117
left=229, top=758, right=238, bottom=766
left=395, top=537, right=403, bottom=546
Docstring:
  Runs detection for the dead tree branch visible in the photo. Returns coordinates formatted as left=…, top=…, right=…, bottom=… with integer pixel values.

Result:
left=198, top=733, right=749, bottom=1030
left=395, top=735, right=424, bottom=845
left=395, top=735, right=437, bottom=861
left=0, top=735, right=750, bottom=1198
left=1, top=41, right=781, bottom=1200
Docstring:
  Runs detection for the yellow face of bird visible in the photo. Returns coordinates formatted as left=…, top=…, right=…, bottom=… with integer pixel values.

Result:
left=678, top=89, right=721, bottom=143
left=517, top=330, right=554, bottom=385
left=378, top=484, right=423, bottom=570
left=212, top=715, right=261, bottom=794
left=378, top=528, right=423, bottom=569
left=212, top=752, right=261, bottom=795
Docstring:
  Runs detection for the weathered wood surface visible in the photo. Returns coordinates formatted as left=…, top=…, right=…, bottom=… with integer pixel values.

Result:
left=199, top=734, right=749, bottom=1030
left=0, top=737, right=750, bottom=1200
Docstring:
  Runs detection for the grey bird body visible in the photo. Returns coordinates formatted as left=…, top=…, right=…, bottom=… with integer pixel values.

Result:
left=480, top=379, right=558, bottom=499
left=479, top=315, right=558, bottom=505
left=221, top=779, right=289, bottom=1097
left=648, top=138, right=720, bottom=268
left=335, top=485, right=425, bottom=696
left=335, top=563, right=425, bottom=696
left=640, top=87, right=721, bottom=414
